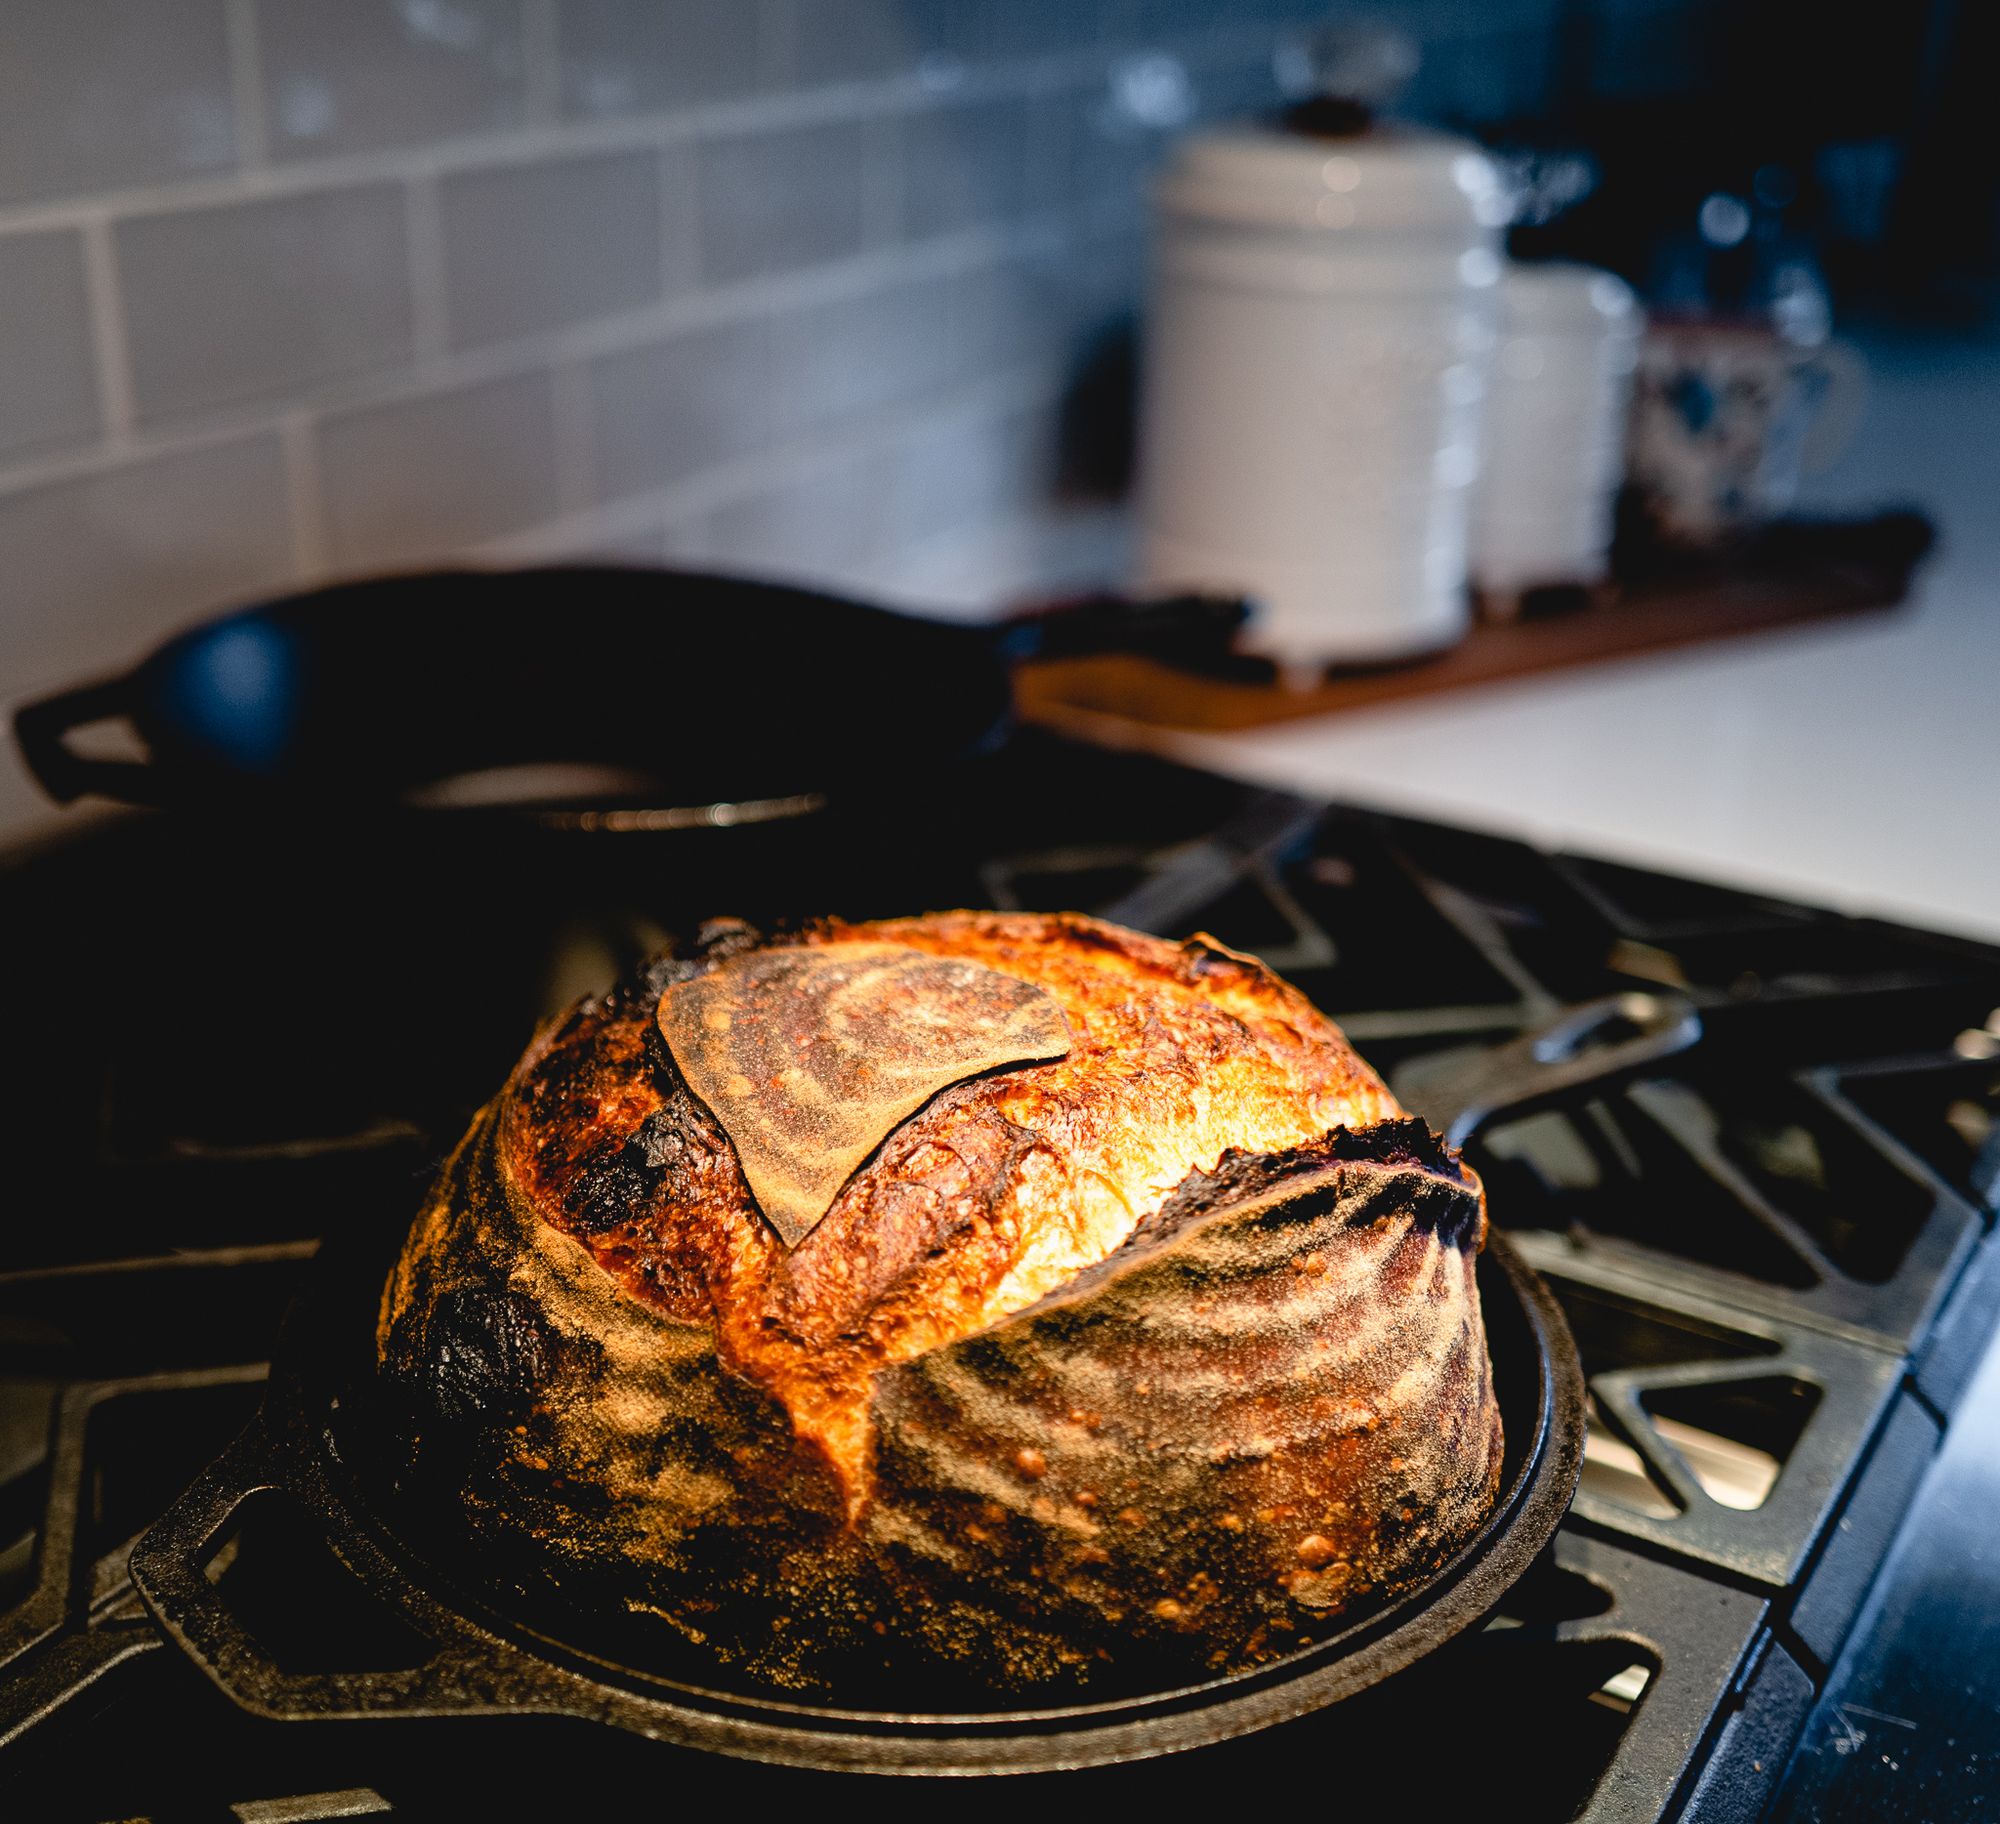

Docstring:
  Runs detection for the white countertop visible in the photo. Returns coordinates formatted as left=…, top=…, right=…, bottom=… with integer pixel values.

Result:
left=947, top=331, right=2000, bottom=945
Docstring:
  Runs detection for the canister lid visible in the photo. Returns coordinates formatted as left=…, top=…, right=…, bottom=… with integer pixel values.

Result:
left=1158, top=125, right=1506, bottom=234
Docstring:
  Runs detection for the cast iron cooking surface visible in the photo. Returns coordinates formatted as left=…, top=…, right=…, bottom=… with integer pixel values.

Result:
left=125, top=1163, right=1583, bottom=1772
left=6, top=731, right=2000, bottom=1819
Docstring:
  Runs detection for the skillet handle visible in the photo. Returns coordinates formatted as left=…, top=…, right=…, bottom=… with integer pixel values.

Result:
left=12, top=675, right=167, bottom=807
left=128, top=1420, right=561, bottom=1722
left=1396, top=992, right=1704, bottom=1150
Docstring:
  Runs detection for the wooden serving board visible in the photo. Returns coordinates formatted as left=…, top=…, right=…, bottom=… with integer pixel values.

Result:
left=1015, top=556, right=1917, bottom=736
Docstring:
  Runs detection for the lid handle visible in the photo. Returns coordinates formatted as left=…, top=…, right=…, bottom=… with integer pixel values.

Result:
left=1278, top=19, right=1418, bottom=137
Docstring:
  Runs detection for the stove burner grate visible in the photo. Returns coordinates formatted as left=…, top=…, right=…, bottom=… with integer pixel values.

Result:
left=5, top=734, right=2000, bottom=1820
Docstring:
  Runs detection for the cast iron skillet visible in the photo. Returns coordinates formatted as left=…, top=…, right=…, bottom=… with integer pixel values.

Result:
left=126, top=995, right=1695, bottom=1776
left=12, top=567, right=1245, bottom=815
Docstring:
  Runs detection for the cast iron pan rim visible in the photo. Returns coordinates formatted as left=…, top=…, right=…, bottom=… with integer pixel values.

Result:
left=133, top=1230, right=1582, bottom=1774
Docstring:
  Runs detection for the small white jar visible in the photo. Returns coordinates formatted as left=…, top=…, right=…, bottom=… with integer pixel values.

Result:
left=1470, top=262, right=1640, bottom=599
left=1137, top=124, right=1505, bottom=672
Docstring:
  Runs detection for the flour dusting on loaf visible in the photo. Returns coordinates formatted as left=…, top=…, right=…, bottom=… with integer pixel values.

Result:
left=377, top=911, right=1503, bottom=1694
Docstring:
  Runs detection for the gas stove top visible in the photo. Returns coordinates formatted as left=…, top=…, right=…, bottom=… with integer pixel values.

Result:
left=2, top=731, right=1996, bottom=1822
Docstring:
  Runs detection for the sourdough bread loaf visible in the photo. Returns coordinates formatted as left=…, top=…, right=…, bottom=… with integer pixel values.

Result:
left=377, top=911, right=1503, bottom=1693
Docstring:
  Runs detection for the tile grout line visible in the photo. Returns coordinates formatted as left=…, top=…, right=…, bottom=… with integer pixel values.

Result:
left=520, top=0, right=562, bottom=127
left=403, top=173, right=451, bottom=362
left=77, top=216, right=138, bottom=453
left=757, top=0, right=800, bottom=92
left=279, top=411, right=332, bottom=581
left=549, top=357, right=598, bottom=516
left=659, top=141, right=702, bottom=297
left=222, top=0, right=270, bottom=171
left=863, top=113, right=904, bottom=250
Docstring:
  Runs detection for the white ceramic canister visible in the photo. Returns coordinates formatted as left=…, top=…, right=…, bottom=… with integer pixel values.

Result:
left=1469, top=262, right=1640, bottom=599
left=1137, top=125, right=1505, bottom=672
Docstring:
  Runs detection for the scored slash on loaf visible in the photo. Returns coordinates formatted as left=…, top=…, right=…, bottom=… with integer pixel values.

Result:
left=657, top=942, right=1073, bottom=1247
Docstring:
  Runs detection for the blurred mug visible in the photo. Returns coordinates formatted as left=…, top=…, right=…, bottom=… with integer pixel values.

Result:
left=1626, top=322, right=1866, bottom=547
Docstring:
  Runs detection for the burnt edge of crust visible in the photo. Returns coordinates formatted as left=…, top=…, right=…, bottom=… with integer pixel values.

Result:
left=1158, top=1116, right=1475, bottom=1220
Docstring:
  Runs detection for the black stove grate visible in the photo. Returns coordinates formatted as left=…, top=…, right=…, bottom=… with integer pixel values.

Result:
left=1466, top=1065, right=1985, bottom=1349
left=1509, top=1243, right=1909, bottom=1590
left=4, top=732, right=1998, bottom=1822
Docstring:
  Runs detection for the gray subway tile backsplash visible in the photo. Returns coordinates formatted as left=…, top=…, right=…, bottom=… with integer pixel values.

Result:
left=441, top=151, right=664, bottom=348
left=557, top=0, right=765, bottom=119
left=581, top=516, right=674, bottom=565
left=897, top=99, right=1033, bottom=242
left=684, top=453, right=891, bottom=581
left=588, top=315, right=774, bottom=502
left=0, top=0, right=237, bottom=208
left=889, top=400, right=1046, bottom=549
left=256, top=0, right=529, bottom=161
left=696, top=120, right=880, bottom=286
left=786, top=0, right=931, bottom=88
left=786, top=0, right=1096, bottom=79
left=318, top=370, right=560, bottom=567
left=0, top=435, right=295, bottom=696
left=0, top=232, right=103, bottom=465
left=769, top=275, right=954, bottom=433
left=769, top=263, right=1014, bottom=435
left=786, top=0, right=986, bottom=88
left=988, top=0, right=1106, bottom=58
left=117, top=185, right=414, bottom=425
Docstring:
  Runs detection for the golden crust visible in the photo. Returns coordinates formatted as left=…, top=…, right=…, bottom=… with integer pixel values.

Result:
left=491, top=911, right=1403, bottom=1495
left=375, top=911, right=1500, bottom=1694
